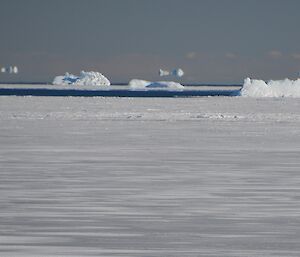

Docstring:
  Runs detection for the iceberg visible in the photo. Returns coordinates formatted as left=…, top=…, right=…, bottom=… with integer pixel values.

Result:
left=1, top=66, right=18, bottom=74
left=129, top=79, right=184, bottom=90
left=159, top=68, right=184, bottom=78
left=240, top=78, right=300, bottom=97
left=53, top=71, right=110, bottom=86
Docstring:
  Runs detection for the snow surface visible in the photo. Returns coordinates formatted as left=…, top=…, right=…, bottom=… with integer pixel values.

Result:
left=240, top=77, right=300, bottom=97
left=129, top=79, right=184, bottom=90
left=1, top=95, right=300, bottom=257
left=53, top=71, right=111, bottom=86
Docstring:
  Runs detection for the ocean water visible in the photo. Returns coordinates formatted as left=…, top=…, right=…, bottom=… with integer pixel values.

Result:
left=0, top=83, right=241, bottom=97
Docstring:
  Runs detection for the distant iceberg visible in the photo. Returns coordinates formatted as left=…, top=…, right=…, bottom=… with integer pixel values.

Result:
left=129, top=79, right=184, bottom=90
left=240, top=78, right=300, bottom=97
left=53, top=71, right=110, bottom=86
left=159, top=68, right=184, bottom=78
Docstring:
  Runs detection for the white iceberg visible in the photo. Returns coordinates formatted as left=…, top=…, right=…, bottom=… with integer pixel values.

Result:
left=240, top=77, right=300, bottom=97
left=129, top=79, right=184, bottom=90
left=53, top=71, right=110, bottom=86
left=159, top=68, right=184, bottom=78
left=1, top=66, right=18, bottom=74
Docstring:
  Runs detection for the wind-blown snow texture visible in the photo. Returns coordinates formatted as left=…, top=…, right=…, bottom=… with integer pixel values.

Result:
left=53, top=71, right=111, bottom=86
left=129, top=79, right=184, bottom=90
left=1, top=96, right=300, bottom=257
left=240, top=77, right=300, bottom=97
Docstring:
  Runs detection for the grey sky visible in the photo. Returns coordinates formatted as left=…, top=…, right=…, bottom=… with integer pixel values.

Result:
left=1, top=0, right=300, bottom=83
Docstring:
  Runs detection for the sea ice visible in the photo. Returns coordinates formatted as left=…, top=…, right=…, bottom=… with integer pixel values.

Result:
left=240, top=77, right=300, bottom=97
left=53, top=71, right=110, bottom=86
left=129, top=79, right=184, bottom=90
left=0, top=96, right=300, bottom=257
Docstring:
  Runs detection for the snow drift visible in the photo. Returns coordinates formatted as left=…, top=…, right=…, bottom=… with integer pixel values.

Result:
left=53, top=71, right=110, bottom=86
left=240, top=78, right=300, bottom=97
left=129, top=79, right=184, bottom=90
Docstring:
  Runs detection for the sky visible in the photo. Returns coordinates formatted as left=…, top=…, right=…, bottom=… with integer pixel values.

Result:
left=1, top=0, right=300, bottom=83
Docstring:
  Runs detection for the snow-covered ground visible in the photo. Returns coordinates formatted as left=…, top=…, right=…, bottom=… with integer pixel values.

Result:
left=0, top=96, right=300, bottom=257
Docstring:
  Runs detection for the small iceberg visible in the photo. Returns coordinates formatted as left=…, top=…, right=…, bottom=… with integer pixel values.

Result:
left=53, top=71, right=111, bottom=86
left=159, top=68, right=184, bottom=77
left=129, top=79, right=184, bottom=90
left=240, top=78, right=300, bottom=97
